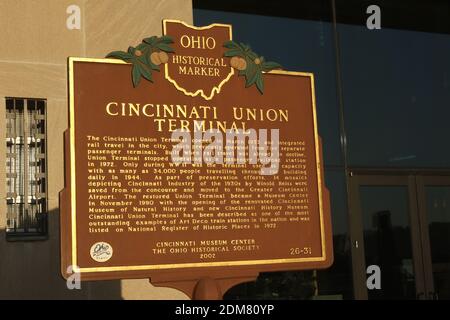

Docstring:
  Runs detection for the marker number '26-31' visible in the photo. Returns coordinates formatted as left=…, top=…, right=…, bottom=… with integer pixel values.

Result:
left=290, top=247, right=312, bottom=255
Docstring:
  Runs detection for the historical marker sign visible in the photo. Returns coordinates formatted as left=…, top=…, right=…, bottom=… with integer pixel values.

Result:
left=60, top=20, right=333, bottom=296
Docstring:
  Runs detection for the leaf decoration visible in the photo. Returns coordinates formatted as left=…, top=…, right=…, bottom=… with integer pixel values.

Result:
left=223, top=41, right=282, bottom=94
left=106, top=35, right=174, bottom=87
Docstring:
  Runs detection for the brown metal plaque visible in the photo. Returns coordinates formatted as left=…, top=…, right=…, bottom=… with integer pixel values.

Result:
left=60, top=20, right=333, bottom=295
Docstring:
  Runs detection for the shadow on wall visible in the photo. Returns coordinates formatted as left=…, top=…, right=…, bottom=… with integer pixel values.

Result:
left=0, top=208, right=122, bottom=299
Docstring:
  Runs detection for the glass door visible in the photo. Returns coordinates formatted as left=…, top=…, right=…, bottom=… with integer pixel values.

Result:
left=348, top=174, right=426, bottom=299
left=417, top=176, right=450, bottom=300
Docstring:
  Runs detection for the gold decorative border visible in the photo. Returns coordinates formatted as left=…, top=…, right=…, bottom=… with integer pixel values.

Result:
left=162, top=19, right=235, bottom=100
left=68, top=58, right=326, bottom=274
left=69, top=57, right=127, bottom=272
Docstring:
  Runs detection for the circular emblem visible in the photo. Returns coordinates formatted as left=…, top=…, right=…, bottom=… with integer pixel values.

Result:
left=90, top=242, right=113, bottom=262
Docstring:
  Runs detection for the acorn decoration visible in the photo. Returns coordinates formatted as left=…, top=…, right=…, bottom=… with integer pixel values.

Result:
left=224, top=41, right=282, bottom=94
left=230, top=56, right=247, bottom=71
left=150, top=51, right=169, bottom=65
left=106, top=35, right=174, bottom=87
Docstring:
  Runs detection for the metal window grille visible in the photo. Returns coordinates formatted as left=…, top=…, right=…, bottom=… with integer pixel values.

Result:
left=5, top=98, right=48, bottom=239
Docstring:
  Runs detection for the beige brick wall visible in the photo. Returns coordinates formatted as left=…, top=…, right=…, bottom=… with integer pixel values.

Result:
left=0, top=0, right=192, bottom=299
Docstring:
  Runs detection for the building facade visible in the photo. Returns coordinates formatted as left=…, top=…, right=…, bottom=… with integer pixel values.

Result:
left=0, top=0, right=192, bottom=300
left=194, top=0, right=450, bottom=300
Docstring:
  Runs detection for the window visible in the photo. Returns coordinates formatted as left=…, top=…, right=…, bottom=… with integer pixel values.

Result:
left=5, top=98, right=48, bottom=240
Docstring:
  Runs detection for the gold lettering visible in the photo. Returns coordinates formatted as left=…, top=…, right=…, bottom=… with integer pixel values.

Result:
left=142, top=104, right=153, bottom=117
left=106, top=102, right=118, bottom=116
left=180, top=35, right=190, bottom=48
left=129, top=103, right=140, bottom=116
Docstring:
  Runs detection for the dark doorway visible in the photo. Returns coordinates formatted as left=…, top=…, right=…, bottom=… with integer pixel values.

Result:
left=348, top=171, right=450, bottom=299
